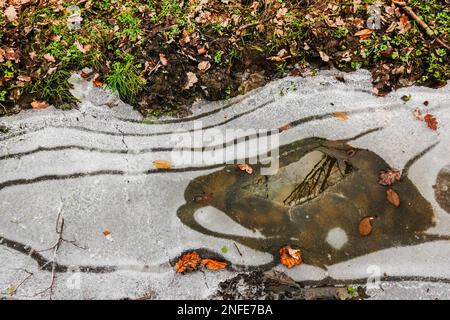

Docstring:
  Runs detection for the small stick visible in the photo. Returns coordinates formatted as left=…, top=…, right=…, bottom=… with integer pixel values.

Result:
left=392, top=1, right=450, bottom=50
left=11, top=269, right=34, bottom=296
left=233, top=242, right=243, bottom=257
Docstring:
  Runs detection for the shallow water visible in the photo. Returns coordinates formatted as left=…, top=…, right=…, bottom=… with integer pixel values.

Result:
left=178, top=137, right=443, bottom=267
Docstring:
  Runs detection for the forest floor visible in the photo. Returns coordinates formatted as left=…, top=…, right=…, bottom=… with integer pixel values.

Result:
left=0, top=0, right=449, bottom=119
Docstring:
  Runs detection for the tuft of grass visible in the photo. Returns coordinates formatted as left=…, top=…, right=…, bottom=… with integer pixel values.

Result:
left=105, top=54, right=146, bottom=104
left=29, top=70, right=78, bottom=107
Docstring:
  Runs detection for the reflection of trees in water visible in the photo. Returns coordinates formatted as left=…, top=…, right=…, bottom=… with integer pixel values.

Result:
left=284, top=154, right=353, bottom=207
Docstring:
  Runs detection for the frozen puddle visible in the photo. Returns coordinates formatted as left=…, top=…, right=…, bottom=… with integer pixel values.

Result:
left=0, top=69, right=449, bottom=299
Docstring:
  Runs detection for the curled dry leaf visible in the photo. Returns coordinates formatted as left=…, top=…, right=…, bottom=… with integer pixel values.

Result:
left=93, top=79, right=103, bottom=87
left=414, top=109, right=438, bottom=131
left=238, top=163, right=253, bottom=175
left=201, top=259, right=227, bottom=270
left=333, top=112, right=349, bottom=121
left=75, top=41, right=91, bottom=54
left=175, top=252, right=202, bottom=273
left=198, top=60, right=211, bottom=72
left=183, top=72, right=198, bottom=90
left=43, top=53, right=56, bottom=63
left=424, top=114, right=438, bottom=131
left=335, top=72, right=345, bottom=82
left=4, top=5, right=18, bottom=22
left=279, top=124, right=291, bottom=132
left=198, top=47, right=207, bottom=55
left=354, top=28, right=373, bottom=40
left=159, top=53, right=168, bottom=66
left=31, top=100, right=49, bottom=110
left=359, top=217, right=374, bottom=236
left=279, top=246, right=302, bottom=269
left=102, top=228, right=112, bottom=240
left=153, top=160, right=172, bottom=170
left=17, top=75, right=31, bottom=82
left=378, top=169, right=401, bottom=186
left=386, top=188, right=400, bottom=207
left=319, top=51, right=330, bottom=62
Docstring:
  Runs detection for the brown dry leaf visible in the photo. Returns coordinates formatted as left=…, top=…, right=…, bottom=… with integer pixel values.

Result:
left=198, top=60, right=211, bottom=72
left=279, top=246, right=302, bottom=269
left=153, top=160, right=172, bottom=170
left=399, top=15, right=411, bottom=31
left=4, top=5, right=18, bottom=22
left=175, top=252, right=202, bottom=273
left=201, top=259, right=227, bottom=270
left=238, top=163, right=253, bottom=175
left=267, top=49, right=289, bottom=62
left=424, top=114, right=438, bottom=131
left=378, top=169, right=401, bottom=186
left=17, top=75, right=31, bottom=82
left=319, top=51, right=330, bottom=62
left=5, top=48, right=19, bottom=62
left=43, top=53, right=56, bottom=63
left=358, top=217, right=374, bottom=236
left=31, top=100, right=49, bottom=110
left=102, top=229, right=111, bottom=237
left=334, top=112, right=349, bottom=121
left=386, top=189, right=400, bottom=207
left=183, top=72, right=198, bottom=90
left=74, top=41, right=91, bottom=54
left=279, top=124, right=291, bottom=132
left=159, top=53, right=168, bottom=66
left=93, top=79, right=103, bottom=87
left=414, top=109, right=438, bottom=131
left=198, top=47, right=207, bottom=55
left=355, top=29, right=373, bottom=40
left=335, top=72, right=345, bottom=82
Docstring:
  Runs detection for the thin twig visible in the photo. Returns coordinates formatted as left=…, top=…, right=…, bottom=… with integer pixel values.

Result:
left=11, top=269, right=34, bottom=296
left=233, top=242, right=243, bottom=257
left=34, top=202, right=85, bottom=299
left=392, top=0, right=450, bottom=50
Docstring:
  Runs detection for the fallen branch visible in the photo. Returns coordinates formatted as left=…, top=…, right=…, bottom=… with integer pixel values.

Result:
left=34, top=203, right=85, bottom=299
left=392, top=0, right=450, bottom=50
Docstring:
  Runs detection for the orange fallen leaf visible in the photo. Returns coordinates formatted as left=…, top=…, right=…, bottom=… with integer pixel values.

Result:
left=198, top=47, right=207, bottom=55
left=238, top=163, right=253, bottom=175
left=153, top=160, right=172, bottom=170
left=201, top=259, right=227, bottom=270
left=279, top=124, right=291, bottom=132
left=176, top=252, right=201, bottom=273
left=414, top=109, right=438, bottom=131
left=102, top=229, right=111, bottom=237
left=31, top=100, right=49, bottom=110
left=424, top=114, right=438, bottom=131
left=399, top=15, right=410, bottom=29
left=334, top=112, right=349, bottom=121
left=355, top=29, right=373, bottom=40
left=359, top=217, right=374, bottom=236
left=93, top=79, right=103, bottom=87
left=279, top=246, right=302, bottom=269
left=386, top=189, right=400, bottom=208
